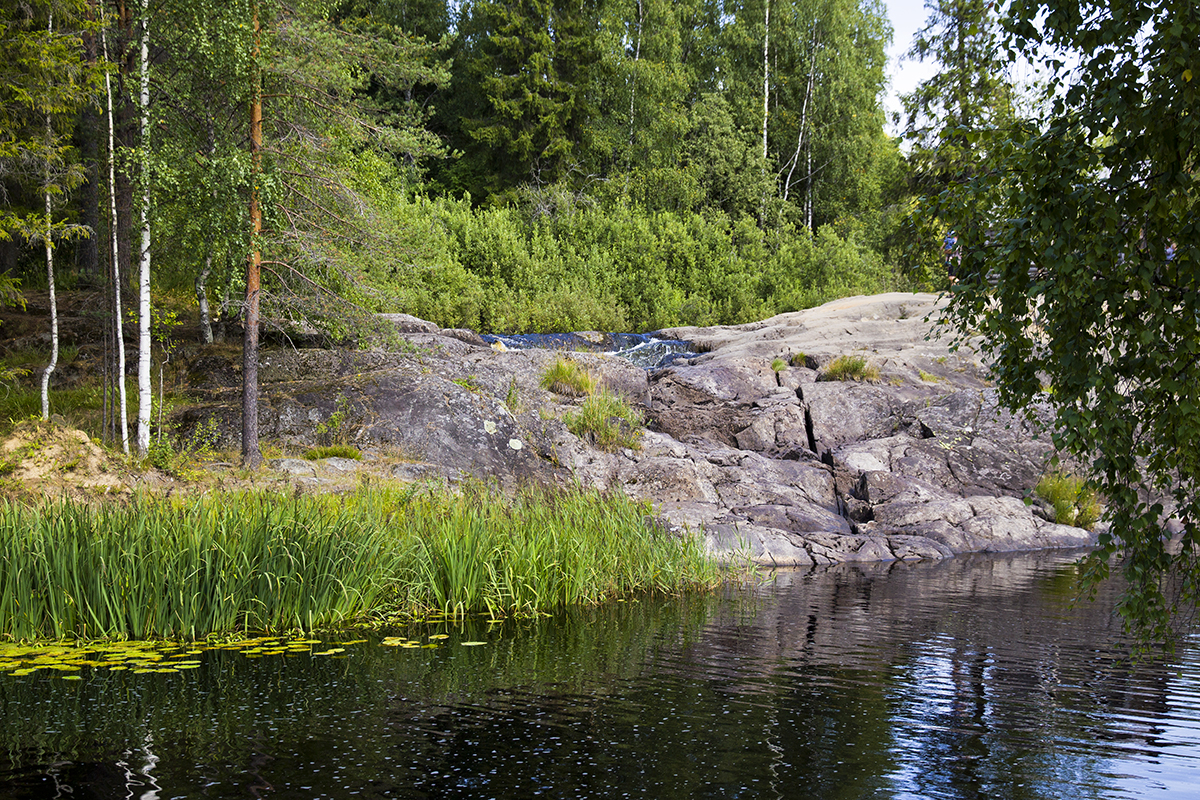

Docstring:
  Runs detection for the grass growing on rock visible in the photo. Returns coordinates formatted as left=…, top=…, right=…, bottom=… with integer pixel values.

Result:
left=564, top=391, right=644, bottom=451
left=0, top=482, right=718, bottom=641
left=819, top=354, right=880, bottom=382
left=540, top=357, right=595, bottom=397
left=1035, top=471, right=1102, bottom=529
left=304, top=444, right=362, bottom=460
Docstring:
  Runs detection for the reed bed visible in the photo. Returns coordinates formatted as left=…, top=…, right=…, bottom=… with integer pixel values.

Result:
left=0, top=483, right=719, bottom=641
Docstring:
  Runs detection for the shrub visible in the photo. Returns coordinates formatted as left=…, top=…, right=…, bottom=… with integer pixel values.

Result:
left=540, top=357, right=595, bottom=397
left=564, top=391, right=644, bottom=451
left=820, top=355, right=880, bottom=382
left=1035, top=471, right=1103, bottom=529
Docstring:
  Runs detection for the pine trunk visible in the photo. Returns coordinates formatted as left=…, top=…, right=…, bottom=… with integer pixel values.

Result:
left=242, top=2, right=264, bottom=469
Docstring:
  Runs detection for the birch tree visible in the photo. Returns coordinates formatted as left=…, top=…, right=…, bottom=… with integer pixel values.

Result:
left=0, top=0, right=94, bottom=419
left=136, top=0, right=152, bottom=455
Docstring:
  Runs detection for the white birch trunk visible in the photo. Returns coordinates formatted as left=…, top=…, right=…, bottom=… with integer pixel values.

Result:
left=761, top=0, right=770, bottom=164
left=197, top=252, right=213, bottom=344
left=784, top=24, right=818, bottom=205
left=39, top=12, right=58, bottom=422
left=101, top=18, right=130, bottom=454
left=627, top=0, right=643, bottom=155
left=136, top=1, right=152, bottom=457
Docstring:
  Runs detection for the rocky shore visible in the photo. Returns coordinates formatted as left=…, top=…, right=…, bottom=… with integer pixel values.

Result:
left=178, top=291, right=1097, bottom=565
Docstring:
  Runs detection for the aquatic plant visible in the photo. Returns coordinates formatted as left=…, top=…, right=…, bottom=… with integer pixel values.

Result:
left=0, top=483, right=717, bottom=641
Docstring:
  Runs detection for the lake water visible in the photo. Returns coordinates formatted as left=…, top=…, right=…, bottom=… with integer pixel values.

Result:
left=2, top=551, right=1198, bottom=799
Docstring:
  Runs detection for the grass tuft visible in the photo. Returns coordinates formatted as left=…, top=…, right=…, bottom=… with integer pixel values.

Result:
left=304, top=444, right=362, bottom=460
left=1035, top=471, right=1102, bottom=529
left=540, top=357, right=595, bottom=397
left=819, top=355, right=880, bottom=382
left=564, top=391, right=644, bottom=451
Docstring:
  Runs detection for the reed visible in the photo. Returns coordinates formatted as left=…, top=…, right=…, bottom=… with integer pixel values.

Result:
left=0, top=483, right=719, bottom=641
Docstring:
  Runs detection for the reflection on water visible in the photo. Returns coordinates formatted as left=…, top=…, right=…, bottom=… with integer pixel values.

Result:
left=1, top=552, right=1198, bottom=798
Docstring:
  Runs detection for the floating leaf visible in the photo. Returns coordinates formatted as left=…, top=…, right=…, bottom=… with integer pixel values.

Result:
left=62, top=675, right=83, bottom=681
left=313, top=648, right=346, bottom=656
left=428, top=634, right=449, bottom=640
left=461, top=641, right=487, bottom=646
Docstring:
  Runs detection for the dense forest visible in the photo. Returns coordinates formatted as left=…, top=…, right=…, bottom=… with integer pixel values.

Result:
left=4, top=0, right=995, bottom=460
left=0, top=0, right=956, bottom=339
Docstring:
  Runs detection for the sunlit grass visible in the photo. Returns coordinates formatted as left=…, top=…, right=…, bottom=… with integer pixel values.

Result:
left=0, top=483, right=719, bottom=641
left=304, top=444, right=362, bottom=460
left=819, top=354, right=880, bottom=382
left=563, top=390, right=644, bottom=451
left=540, top=357, right=595, bottom=397
left=1035, top=471, right=1102, bottom=529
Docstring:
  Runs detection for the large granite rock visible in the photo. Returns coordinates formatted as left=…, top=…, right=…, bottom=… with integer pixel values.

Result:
left=178, top=292, right=1097, bottom=564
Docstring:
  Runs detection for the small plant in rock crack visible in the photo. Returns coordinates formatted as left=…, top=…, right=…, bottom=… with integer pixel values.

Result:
left=540, top=357, right=596, bottom=397
left=564, top=391, right=644, bottom=451
left=819, top=355, right=880, bottom=382
left=316, top=395, right=358, bottom=447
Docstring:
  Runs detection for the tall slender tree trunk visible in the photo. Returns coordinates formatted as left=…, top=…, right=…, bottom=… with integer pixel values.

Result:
left=102, top=17, right=130, bottom=454
left=627, top=0, right=643, bottom=158
left=197, top=252, right=213, bottom=344
left=784, top=24, right=818, bottom=207
left=242, top=1, right=264, bottom=469
left=136, top=0, right=152, bottom=457
left=761, top=0, right=769, bottom=165
left=40, top=12, right=58, bottom=422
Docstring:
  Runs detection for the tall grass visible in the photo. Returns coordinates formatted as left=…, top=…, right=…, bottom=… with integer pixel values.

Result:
left=0, top=483, right=718, bottom=641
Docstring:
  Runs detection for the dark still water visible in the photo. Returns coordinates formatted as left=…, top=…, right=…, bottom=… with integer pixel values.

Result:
left=2, top=552, right=1198, bottom=799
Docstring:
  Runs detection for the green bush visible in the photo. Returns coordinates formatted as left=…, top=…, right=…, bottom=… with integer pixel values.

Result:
left=372, top=195, right=904, bottom=335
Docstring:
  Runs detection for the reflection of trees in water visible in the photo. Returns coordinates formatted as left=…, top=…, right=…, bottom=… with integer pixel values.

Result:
left=0, top=555, right=1192, bottom=798
left=679, top=552, right=1185, bottom=798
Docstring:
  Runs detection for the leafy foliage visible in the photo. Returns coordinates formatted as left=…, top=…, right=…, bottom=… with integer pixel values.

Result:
left=942, top=0, right=1199, bottom=646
